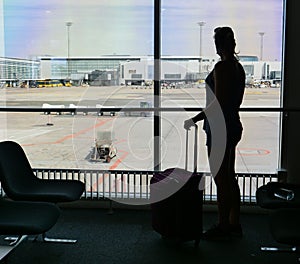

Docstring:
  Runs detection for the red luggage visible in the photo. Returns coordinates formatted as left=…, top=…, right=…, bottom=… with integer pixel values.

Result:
left=150, top=125, right=203, bottom=246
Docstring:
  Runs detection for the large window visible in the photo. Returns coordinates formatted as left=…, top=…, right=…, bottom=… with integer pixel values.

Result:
left=160, top=0, right=283, bottom=173
left=0, top=0, right=284, bottom=173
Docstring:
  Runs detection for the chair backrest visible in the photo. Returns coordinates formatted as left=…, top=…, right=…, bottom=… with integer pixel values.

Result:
left=0, top=141, right=38, bottom=200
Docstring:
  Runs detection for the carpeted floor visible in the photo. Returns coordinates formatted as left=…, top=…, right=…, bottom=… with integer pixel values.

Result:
left=0, top=205, right=298, bottom=264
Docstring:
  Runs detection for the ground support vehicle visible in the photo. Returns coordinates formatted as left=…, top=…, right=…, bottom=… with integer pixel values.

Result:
left=96, top=104, right=116, bottom=116
left=91, top=131, right=117, bottom=163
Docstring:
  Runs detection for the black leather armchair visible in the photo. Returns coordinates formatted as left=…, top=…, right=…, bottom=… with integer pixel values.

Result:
left=0, top=198, right=60, bottom=260
left=256, top=182, right=300, bottom=256
left=0, top=141, right=85, bottom=243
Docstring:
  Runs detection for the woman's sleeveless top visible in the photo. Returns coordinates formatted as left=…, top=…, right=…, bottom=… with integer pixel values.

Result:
left=204, top=60, right=245, bottom=146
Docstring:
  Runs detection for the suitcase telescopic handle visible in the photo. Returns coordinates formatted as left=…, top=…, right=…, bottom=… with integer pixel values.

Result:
left=185, top=124, right=198, bottom=173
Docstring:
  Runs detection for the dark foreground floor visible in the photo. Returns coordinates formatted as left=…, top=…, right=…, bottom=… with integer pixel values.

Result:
left=1, top=204, right=298, bottom=264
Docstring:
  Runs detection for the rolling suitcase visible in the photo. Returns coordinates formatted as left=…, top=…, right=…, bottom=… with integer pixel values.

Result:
left=150, top=125, right=203, bottom=246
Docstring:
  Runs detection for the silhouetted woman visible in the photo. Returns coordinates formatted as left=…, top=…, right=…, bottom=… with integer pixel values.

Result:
left=184, top=26, right=245, bottom=240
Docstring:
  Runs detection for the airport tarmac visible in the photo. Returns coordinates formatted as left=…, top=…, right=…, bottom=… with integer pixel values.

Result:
left=0, top=85, right=280, bottom=175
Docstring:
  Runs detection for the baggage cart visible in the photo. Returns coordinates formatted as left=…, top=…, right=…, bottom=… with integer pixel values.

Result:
left=91, top=131, right=117, bottom=163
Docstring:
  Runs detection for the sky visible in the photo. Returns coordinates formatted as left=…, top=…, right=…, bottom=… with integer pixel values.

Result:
left=2, top=0, right=284, bottom=61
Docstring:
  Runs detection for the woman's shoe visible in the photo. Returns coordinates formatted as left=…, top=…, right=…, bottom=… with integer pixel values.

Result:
left=202, top=224, right=230, bottom=241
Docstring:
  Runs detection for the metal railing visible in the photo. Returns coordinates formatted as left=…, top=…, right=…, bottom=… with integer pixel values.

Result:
left=30, top=168, right=277, bottom=205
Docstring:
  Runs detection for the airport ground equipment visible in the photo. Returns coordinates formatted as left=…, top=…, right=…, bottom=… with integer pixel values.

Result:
left=96, top=104, right=116, bottom=116
left=42, top=103, right=65, bottom=115
left=92, top=131, right=117, bottom=163
left=69, top=103, right=88, bottom=115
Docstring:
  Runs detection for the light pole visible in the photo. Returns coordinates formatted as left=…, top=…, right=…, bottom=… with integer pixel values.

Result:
left=258, top=32, right=265, bottom=61
left=197, top=21, right=205, bottom=77
left=66, top=22, right=73, bottom=79
left=197, top=21, right=205, bottom=58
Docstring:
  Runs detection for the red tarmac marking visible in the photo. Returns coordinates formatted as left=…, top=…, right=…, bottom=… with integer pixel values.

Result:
left=237, top=148, right=270, bottom=156
left=109, top=150, right=129, bottom=170
left=91, top=150, right=129, bottom=191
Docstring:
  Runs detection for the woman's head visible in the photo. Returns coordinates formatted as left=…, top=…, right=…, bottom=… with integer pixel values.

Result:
left=214, top=27, right=236, bottom=58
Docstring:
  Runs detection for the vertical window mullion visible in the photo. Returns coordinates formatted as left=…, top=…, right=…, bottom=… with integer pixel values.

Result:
left=154, top=0, right=161, bottom=171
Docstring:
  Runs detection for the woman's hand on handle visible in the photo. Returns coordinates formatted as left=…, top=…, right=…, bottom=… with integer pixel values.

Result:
left=184, top=118, right=195, bottom=130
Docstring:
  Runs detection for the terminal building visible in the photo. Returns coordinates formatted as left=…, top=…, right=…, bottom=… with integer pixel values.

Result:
left=0, top=57, right=40, bottom=87
left=1, top=55, right=281, bottom=87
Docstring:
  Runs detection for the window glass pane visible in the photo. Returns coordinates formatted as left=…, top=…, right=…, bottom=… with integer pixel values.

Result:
left=1, top=0, right=154, bottom=171
left=0, top=109, right=154, bottom=171
left=160, top=0, right=283, bottom=174
left=161, top=0, right=283, bottom=107
left=161, top=112, right=280, bottom=174
left=3, top=1, right=153, bottom=107
left=0, top=112, right=78, bottom=169
left=161, top=112, right=209, bottom=172
left=237, top=112, right=280, bottom=173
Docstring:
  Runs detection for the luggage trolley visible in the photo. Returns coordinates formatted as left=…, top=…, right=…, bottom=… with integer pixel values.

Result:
left=92, top=131, right=117, bottom=163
